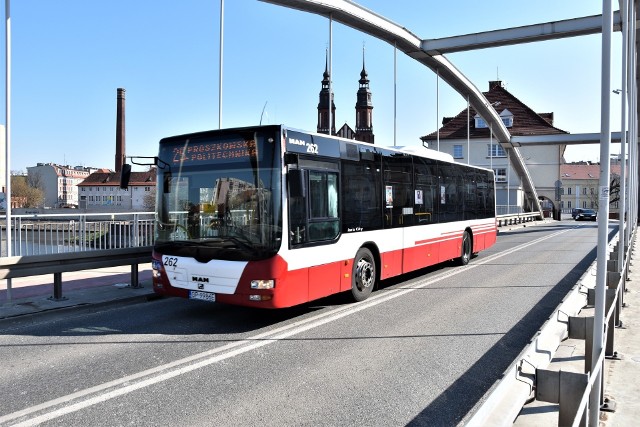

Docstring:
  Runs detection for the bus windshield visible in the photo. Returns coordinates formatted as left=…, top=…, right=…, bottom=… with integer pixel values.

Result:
left=154, top=128, right=282, bottom=261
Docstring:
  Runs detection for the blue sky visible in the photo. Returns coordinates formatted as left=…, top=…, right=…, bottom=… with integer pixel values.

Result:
left=0, top=0, right=623, bottom=173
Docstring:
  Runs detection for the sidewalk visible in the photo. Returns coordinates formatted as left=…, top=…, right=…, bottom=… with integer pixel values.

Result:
left=0, top=264, right=155, bottom=319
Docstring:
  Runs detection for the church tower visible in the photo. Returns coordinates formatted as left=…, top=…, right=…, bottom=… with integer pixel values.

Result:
left=354, top=49, right=374, bottom=144
left=317, top=53, right=336, bottom=135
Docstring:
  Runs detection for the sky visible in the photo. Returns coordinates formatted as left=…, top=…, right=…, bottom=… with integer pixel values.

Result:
left=0, top=0, right=625, bottom=174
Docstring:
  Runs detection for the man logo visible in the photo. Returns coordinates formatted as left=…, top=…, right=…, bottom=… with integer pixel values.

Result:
left=192, top=276, right=209, bottom=283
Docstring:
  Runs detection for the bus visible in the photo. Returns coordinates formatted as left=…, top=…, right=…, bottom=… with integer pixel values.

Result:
left=135, top=124, right=496, bottom=308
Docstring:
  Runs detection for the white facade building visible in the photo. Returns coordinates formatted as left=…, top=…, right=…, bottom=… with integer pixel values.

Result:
left=422, top=81, right=567, bottom=217
left=26, top=163, right=98, bottom=208
left=78, top=169, right=156, bottom=211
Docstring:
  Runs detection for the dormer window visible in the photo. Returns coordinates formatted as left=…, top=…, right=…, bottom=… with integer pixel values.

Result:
left=474, top=114, right=487, bottom=129
left=500, top=109, right=513, bottom=127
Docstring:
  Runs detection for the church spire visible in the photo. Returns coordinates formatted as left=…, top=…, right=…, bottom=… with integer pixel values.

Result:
left=317, top=49, right=336, bottom=135
left=355, top=45, right=374, bottom=144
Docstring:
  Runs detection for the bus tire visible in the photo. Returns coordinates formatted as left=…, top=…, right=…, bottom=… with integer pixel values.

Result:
left=351, top=247, right=376, bottom=302
left=458, top=231, right=472, bottom=266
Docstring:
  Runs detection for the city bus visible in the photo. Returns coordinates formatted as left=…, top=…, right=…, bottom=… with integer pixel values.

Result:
left=134, top=124, right=496, bottom=308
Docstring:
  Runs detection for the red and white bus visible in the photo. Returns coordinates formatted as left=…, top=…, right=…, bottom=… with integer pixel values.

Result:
left=144, top=125, right=496, bottom=308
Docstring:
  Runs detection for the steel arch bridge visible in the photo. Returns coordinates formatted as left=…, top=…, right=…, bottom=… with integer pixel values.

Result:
left=261, top=0, right=638, bottom=218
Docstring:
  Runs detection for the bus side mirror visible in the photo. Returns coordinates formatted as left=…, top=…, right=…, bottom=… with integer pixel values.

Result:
left=288, top=169, right=306, bottom=198
left=120, top=163, right=132, bottom=189
left=163, top=170, right=172, bottom=194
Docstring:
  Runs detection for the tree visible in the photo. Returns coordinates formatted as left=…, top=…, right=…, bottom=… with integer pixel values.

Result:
left=10, top=175, right=44, bottom=208
left=586, top=174, right=620, bottom=209
left=142, top=187, right=157, bottom=211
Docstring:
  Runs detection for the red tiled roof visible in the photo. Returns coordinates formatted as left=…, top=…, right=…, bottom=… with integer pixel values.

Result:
left=560, top=163, right=622, bottom=180
left=78, top=170, right=156, bottom=187
left=422, top=81, right=568, bottom=141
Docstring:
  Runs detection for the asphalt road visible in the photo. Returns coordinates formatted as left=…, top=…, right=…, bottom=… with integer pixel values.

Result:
left=0, top=220, right=612, bottom=426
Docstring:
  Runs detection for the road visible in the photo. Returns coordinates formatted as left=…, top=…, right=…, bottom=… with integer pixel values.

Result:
left=0, top=220, right=612, bottom=426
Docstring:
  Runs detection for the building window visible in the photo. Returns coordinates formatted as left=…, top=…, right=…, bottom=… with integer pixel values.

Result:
left=568, top=187, right=572, bottom=195
left=474, top=114, right=487, bottom=129
left=487, top=144, right=506, bottom=157
left=568, top=201, right=572, bottom=209
left=560, top=201, right=564, bottom=209
left=453, top=145, right=463, bottom=159
left=590, top=188, right=594, bottom=195
left=560, top=187, right=565, bottom=195
left=583, top=201, right=587, bottom=208
left=583, top=187, right=587, bottom=195
left=498, top=109, right=513, bottom=127
left=493, top=168, right=507, bottom=182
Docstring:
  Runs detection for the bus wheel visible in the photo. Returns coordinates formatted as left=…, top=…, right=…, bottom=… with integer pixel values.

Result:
left=351, top=247, right=376, bottom=302
left=458, top=231, right=472, bottom=266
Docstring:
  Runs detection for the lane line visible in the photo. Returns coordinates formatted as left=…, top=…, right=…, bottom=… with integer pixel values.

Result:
left=3, top=226, right=577, bottom=426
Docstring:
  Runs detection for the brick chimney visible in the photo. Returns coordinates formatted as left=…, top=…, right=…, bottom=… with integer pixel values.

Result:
left=115, top=88, right=126, bottom=172
left=489, top=81, right=502, bottom=90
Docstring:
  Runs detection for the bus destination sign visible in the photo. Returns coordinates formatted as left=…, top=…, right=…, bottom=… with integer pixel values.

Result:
left=166, top=139, right=258, bottom=166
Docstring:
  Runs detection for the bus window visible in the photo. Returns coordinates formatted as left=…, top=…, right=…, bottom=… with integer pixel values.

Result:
left=414, top=158, right=438, bottom=224
left=438, top=163, right=464, bottom=223
left=307, top=171, right=339, bottom=242
left=289, top=169, right=308, bottom=245
left=341, top=159, right=382, bottom=232
left=289, top=168, right=340, bottom=246
left=383, top=154, right=413, bottom=228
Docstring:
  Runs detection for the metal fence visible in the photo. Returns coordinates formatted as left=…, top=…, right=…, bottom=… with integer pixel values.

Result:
left=0, top=212, right=155, bottom=257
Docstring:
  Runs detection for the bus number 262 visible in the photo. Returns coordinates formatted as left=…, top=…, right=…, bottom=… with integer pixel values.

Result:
left=163, top=256, right=178, bottom=267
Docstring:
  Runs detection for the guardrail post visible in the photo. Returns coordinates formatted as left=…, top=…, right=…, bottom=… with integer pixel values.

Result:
left=130, top=263, right=141, bottom=289
left=607, top=272, right=622, bottom=327
left=536, top=368, right=588, bottom=427
left=569, top=316, right=594, bottom=373
left=48, top=272, right=68, bottom=301
left=586, top=288, right=621, bottom=356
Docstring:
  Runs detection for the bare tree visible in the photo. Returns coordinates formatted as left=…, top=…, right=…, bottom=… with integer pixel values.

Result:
left=586, top=174, right=620, bottom=209
left=27, top=170, right=45, bottom=190
left=11, top=175, right=44, bottom=208
left=142, top=187, right=157, bottom=211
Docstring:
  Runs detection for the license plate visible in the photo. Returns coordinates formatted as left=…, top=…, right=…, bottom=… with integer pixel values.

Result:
left=189, top=290, right=216, bottom=302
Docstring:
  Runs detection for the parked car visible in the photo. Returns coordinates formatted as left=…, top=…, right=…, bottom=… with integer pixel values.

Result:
left=575, top=208, right=597, bottom=221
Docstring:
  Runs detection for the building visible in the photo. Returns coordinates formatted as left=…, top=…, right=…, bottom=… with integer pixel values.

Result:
left=317, top=50, right=374, bottom=144
left=26, top=163, right=98, bottom=208
left=77, top=169, right=156, bottom=211
left=421, top=81, right=568, bottom=216
left=560, top=160, right=622, bottom=217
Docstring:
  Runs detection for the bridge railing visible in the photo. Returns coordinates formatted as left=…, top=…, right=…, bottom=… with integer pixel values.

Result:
left=467, top=223, right=634, bottom=426
left=496, top=211, right=542, bottom=227
left=0, top=212, right=155, bottom=257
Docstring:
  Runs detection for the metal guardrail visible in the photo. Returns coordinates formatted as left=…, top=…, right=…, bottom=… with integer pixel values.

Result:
left=467, top=224, right=634, bottom=426
left=0, top=247, right=152, bottom=301
left=1, top=212, right=155, bottom=302
left=496, top=212, right=542, bottom=227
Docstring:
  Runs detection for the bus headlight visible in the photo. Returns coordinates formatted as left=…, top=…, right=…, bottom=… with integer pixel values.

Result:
left=251, top=279, right=275, bottom=289
left=152, top=259, right=163, bottom=278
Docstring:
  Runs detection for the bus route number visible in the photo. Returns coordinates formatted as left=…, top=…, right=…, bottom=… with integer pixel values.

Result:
left=163, top=256, right=178, bottom=268
left=306, top=143, right=318, bottom=154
